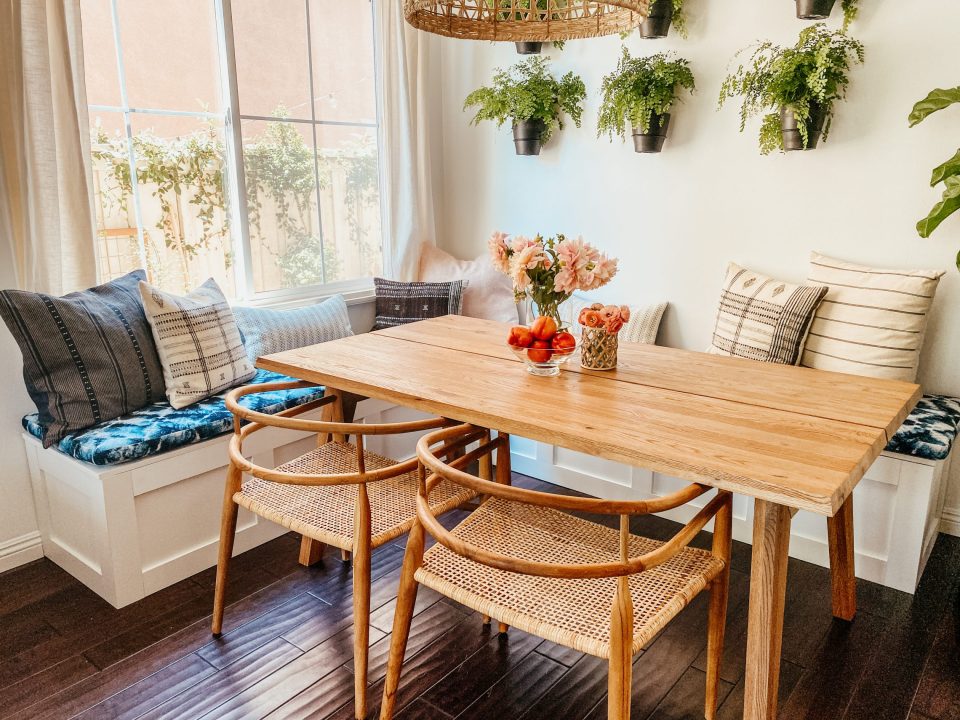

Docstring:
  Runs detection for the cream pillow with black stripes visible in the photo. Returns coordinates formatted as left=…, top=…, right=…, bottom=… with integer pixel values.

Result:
left=800, top=252, right=944, bottom=382
left=707, top=263, right=827, bottom=365
left=139, top=278, right=256, bottom=408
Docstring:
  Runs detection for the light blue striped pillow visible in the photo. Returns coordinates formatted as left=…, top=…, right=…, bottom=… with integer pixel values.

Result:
left=233, top=295, right=353, bottom=363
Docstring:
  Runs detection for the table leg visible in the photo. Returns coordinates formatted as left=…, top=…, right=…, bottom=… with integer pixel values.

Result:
left=743, top=499, right=792, bottom=720
left=827, top=495, right=857, bottom=621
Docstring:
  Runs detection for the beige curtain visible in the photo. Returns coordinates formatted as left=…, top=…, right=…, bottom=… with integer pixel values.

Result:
left=376, top=0, right=443, bottom=282
left=0, top=0, right=97, bottom=295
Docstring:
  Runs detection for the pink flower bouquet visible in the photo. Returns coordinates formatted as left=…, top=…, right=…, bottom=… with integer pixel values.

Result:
left=578, top=303, right=631, bottom=335
left=488, top=231, right=618, bottom=326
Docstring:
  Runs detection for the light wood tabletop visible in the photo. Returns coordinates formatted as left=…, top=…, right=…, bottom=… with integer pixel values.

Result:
left=258, top=314, right=920, bottom=720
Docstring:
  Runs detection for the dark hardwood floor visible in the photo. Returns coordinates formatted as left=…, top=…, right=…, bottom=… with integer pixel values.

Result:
left=1, top=474, right=959, bottom=720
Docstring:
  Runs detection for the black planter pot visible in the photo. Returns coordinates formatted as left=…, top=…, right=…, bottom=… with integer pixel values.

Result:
left=638, top=0, right=673, bottom=39
left=632, top=113, right=671, bottom=153
left=795, top=0, right=836, bottom=20
left=780, top=103, right=826, bottom=151
left=515, top=41, right=542, bottom=55
left=513, top=119, right=546, bottom=155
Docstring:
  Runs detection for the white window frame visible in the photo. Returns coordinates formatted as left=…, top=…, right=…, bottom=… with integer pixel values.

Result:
left=89, top=0, right=385, bottom=305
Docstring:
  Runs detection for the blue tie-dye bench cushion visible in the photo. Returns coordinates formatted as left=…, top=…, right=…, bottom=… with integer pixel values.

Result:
left=884, top=395, right=960, bottom=462
left=22, top=369, right=324, bottom=466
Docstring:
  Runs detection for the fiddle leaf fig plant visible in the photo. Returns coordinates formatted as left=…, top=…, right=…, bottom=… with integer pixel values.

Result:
left=463, top=56, right=586, bottom=143
left=908, top=87, right=960, bottom=265
left=718, top=24, right=864, bottom=154
left=597, top=49, right=695, bottom=139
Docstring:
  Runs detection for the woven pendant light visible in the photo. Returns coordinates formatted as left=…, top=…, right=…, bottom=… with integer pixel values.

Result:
left=405, top=0, right=650, bottom=43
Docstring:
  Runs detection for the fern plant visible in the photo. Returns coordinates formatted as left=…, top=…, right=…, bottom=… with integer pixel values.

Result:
left=463, top=57, right=586, bottom=143
left=909, top=87, right=960, bottom=263
left=841, top=0, right=859, bottom=28
left=718, top=24, right=864, bottom=154
left=597, top=49, right=695, bottom=139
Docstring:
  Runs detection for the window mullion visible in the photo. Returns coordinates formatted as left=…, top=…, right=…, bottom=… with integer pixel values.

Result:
left=304, top=0, right=328, bottom=285
left=215, top=0, right=255, bottom=301
left=109, top=0, right=148, bottom=277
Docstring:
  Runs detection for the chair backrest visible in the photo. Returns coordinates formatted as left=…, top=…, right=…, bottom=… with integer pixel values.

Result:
left=225, top=380, right=453, bottom=487
left=416, top=423, right=733, bottom=580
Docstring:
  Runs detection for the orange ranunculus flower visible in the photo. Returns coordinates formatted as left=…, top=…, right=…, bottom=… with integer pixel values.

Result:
left=604, top=317, right=624, bottom=334
left=580, top=309, right=603, bottom=328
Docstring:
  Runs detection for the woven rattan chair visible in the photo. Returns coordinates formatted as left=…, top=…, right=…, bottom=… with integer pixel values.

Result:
left=212, top=381, right=481, bottom=720
left=379, top=424, right=734, bottom=720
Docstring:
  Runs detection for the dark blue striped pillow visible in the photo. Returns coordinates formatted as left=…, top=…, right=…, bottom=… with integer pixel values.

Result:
left=0, top=270, right=166, bottom=447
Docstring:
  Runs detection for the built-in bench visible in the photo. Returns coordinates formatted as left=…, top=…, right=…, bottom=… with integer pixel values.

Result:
left=21, top=365, right=428, bottom=608
left=510, top=394, right=960, bottom=595
left=22, top=362, right=960, bottom=606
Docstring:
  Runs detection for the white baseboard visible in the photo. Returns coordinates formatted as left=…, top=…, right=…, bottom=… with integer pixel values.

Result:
left=941, top=507, right=960, bottom=537
left=0, top=531, right=43, bottom=574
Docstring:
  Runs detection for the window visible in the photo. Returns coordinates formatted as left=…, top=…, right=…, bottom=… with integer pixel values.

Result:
left=80, top=0, right=383, bottom=300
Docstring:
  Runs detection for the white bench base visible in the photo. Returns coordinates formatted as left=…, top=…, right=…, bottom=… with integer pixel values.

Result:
left=21, top=398, right=415, bottom=608
left=510, top=438, right=953, bottom=594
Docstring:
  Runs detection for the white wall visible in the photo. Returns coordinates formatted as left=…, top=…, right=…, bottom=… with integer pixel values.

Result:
left=435, top=0, right=960, bottom=526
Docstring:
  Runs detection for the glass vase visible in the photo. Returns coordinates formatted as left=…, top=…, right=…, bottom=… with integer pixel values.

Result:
left=523, top=290, right=570, bottom=329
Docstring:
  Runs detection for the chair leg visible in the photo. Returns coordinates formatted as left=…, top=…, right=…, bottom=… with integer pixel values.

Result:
left=354, top=487, right=372, bottom=720
left=705, top=576, right=730, bottom=720
left=706, top=495, right=733, bottom=720
left=608, top=576, right=633, bottom=720
left=341, top=548, right=352, bottom=563
left=498, top=622, right=509, bottom=634
left=212, top=460, right=242, bottom=636
left=380, top=520, right=426, bottom=720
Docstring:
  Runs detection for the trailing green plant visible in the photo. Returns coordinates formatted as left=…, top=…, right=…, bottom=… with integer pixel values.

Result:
left=841, top=0, right=858, bottom=30
left=664, top=0, right=688, bottom=38
left=463, top=56, right=586, bottom=143
left=597, top=49, right=694, bottom=139
left=718, top=24, right=864, bottom=154
left=908, top=87, right=960, bottom=266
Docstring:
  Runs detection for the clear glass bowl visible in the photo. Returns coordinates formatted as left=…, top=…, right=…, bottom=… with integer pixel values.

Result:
left=510, top=341, right=579, bottom=376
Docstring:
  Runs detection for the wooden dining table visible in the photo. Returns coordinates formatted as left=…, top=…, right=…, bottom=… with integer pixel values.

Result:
left=258, top=314, right=921, bottom=720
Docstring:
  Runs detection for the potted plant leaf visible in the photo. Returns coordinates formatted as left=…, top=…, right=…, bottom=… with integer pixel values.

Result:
left=597, top=49, right=695, bottom=153
left=463, top=56, right=586, bottom=156
left=718, top=24, right=864, bottom=155
left=795, top=0, right=858, bottom=28
left=908, top=87, right=960, bottom=262
left=489, top=0, right=568, bottom=54
left=638, top=0, right=687, bottom=39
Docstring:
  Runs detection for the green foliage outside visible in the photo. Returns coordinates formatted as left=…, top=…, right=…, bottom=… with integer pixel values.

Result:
left=908, top=87, right=960, bottom=265
left=463, top=56, right=586, bottom=143
left=597, top=49, right=695, bottom=139
left=718, top=24, right=864, bottom=155
left=91, top=107, right=379, bottom=288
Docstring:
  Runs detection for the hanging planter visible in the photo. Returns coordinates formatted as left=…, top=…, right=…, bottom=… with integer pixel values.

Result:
left=718, top=24, right=864, bottom=155
left=515, top=41, right=543, bottom=54
left=638, top=0, right=687, bottom=39
left=597, top=49, right=695, bottom=155
left=464, top=56, right=586, bottom=157
left=633, top=114, right=671, bottom=153
left=513, top=119, right=547, bottom=155
left=794, top=0, right=859, bottom=28
left=780, top=102, right=826, bottom=151
left=795, top=0, right=835, bottom=20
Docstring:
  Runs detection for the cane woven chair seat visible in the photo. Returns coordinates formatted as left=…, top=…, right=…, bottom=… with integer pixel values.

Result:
left=415, top=497, right=725, bottom=658
left=235, top=441, right=477, bottom=551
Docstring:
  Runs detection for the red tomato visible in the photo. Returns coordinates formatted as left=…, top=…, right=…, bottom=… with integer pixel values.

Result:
left=551, top=331, right=576, bottom=355
left=530, top=315, right=558, bottom=341
left=527, top=339, right=552, bottom=363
